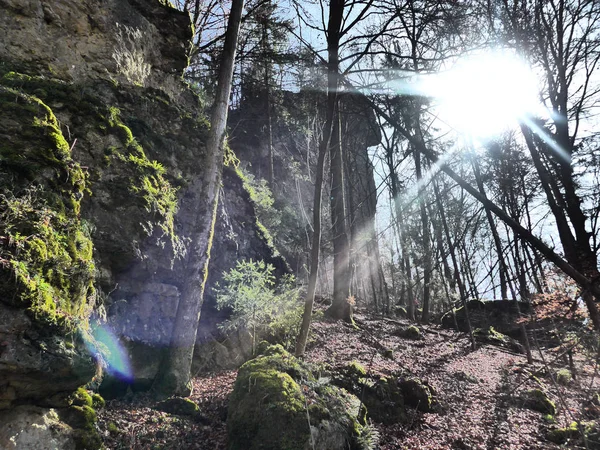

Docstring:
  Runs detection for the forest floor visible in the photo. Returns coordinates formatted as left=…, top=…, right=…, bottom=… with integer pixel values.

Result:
left=97, top=311, right=599, bottom=449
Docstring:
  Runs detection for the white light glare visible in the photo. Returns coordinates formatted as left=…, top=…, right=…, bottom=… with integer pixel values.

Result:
left=426, top=51, right=540, bottom=138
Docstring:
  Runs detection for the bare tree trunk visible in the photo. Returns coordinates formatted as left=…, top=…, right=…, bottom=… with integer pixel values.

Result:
left=152, top=0, right=244, bottom=397
left=295, top=0, right=344, bottom=356
left=414, top=146, right=432, bottom=323
left=433, top=178, right=475, bottom=349
left=324, top=0, right=352, bottom=323
left=261, top=14, right=274, bottom=189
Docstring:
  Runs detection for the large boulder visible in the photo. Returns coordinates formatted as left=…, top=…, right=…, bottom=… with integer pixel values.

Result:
left=0, top=406, right=76, bottom=450
left=227, top=346, right=371, bottom=450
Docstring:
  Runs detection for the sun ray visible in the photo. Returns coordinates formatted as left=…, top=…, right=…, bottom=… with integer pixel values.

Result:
left=521, top=116, right=572, bottom=164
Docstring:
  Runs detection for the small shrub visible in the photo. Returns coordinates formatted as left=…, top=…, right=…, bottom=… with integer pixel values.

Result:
left=215, top=260, right=301, bottom=353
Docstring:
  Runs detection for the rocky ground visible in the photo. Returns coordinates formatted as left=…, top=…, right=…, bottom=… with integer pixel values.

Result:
left=97, top=312, right=599, bottom=449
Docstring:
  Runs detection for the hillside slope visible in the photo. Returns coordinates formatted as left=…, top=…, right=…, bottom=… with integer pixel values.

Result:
left=97, top=310, right=599, bottom=449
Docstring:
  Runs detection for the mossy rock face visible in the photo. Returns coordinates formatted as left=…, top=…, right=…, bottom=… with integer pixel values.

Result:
left=227, top=346, right=368, bottom=450
left=399, top=378, right=435, bottom=412
left=521, top=389, right=556, bottom=415
left=0, top=85, right=95, bottom=327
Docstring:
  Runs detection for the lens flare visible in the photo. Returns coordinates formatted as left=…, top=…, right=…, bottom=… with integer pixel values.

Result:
left=86, top=321, right=133, bottom=381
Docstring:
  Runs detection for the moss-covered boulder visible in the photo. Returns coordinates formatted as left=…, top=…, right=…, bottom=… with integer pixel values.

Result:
left=70, top=388, right=93, bottom=408
left=394, top=306, right=407, bottom=317
left=363, top=377, right=406, bottom=425
left=547, top=421, right=599, bottom=448
left=154, top=397, right=201, bottom=418
left=59, top=404, right=102, bottom=450
left=473, top=326, right=524, bottom=353
left=556, top=368, right=572, bottom=385
left=394, top=325, right=422, bottom=340
left=227, top=346, right=371, bottom=450
left=331, top=363, right=406, bottom=425
left=399, top=378, right=435, bottom=412
left=520, top=389, right=556, bottom=415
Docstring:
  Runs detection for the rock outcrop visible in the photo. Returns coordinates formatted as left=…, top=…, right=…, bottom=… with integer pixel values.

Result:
left=1, top=0, right=284, bottom=421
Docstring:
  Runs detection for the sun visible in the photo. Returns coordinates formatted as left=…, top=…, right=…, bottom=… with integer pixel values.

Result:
left=426, top=50, right=540, bottom=139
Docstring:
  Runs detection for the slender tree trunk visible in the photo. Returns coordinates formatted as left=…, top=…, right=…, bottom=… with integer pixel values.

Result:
left=433, top=178, right=475, bottom=349
left=261, top=16, right=274, bottom=189
left=324, top=0, right=352, bottom=323
left=152, top=0, right=245, bottom=397
left=295, top=0, right=344, bottom=356
left=327, top=112, right=352, bottom=320
left=414, top=147, right=431, bottom=323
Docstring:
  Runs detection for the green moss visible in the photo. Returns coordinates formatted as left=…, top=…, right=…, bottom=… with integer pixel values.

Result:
left=107, top=421, right=119, bottom=435
left=91, top=393, right=105, bottom=409
left=228, top=355, right=307, bottom=450
left=105, top=107, right=181, bottom=255
left=522, top=389, right=556, bottom=415
left=155, top=397, right=200, bottom=417
left=547, top=421, right=581, bottom=444
left=71, top=388, right=93, bottom=407
left=347, top=361, right=367, bottom=377
left=0, top=86, right=95, bottom=328
left=397, top=325, right=421, bottom=340
left=261, top=343, right=287, bottom=357
left=556, top=368, right=572, bottom=385
left=394, top=306, right=407, bottom=317
left=474, top=326, right=523, bottom=353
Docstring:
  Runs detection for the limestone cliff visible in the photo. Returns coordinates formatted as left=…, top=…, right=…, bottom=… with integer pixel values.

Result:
left=0, top=0, right=283, bottom=426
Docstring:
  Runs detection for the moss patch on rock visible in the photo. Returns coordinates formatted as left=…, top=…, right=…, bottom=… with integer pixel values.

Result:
left=154, top=397, right=201, bottom=417
left=104, top=106, right=180, bottom=252
left=59, top=404, right=102, bottom=450
left=71, top=388, right=93, bottom=407
left=394, top=325, right=422, bottom=340
left=0, top=85, right=96, bottom=328
left=91, top=393, right=105, bottom=409
left=521, top=389, right=556, bottom=415
left=473, top=326, right=524, bottom=353
left=547, top=421, right=598, bottom=447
